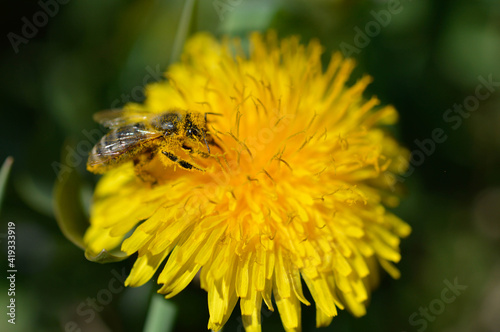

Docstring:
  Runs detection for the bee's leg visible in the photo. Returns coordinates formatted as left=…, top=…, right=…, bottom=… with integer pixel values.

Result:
left=133, top=154, right=157, bottom=184
left=196, top=151, right=211, bottom=158
left=181, top=144, right=213, bottom=158
left=162, top=151, right=203, bottom=171
left=200, top=139, right=223, bottom=157
left=181, top=144, right=193, bottom=153
left=182, top=144, right=209, bottom=158
left=212, top=141, right=222, bottom=151
left=206, top=135, right=222, bottom=151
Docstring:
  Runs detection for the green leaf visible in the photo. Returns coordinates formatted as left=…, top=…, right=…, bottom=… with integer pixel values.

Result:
left=15, top=174, right=54, bottom=217
left=53, top=144, right=89, bottom=250
left=143, top=294, right=177, bottom=332
left=0, top=156, right=14, bottom=215
left=219, top=1, right=278, bottom=35
left=84, top=248, right=129, bottom=263
left=169, top=0, right=198, bottom=65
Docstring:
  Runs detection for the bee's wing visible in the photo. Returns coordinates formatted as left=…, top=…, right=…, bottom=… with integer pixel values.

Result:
left=93, top=109, right=155, bottom=129
left=88, top=126, right=163, bottom=166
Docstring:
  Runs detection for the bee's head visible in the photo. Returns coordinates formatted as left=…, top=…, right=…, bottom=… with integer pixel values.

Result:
left=185, top=114, right=210, bottom=153
left=185, top=124, right=202, bottom=139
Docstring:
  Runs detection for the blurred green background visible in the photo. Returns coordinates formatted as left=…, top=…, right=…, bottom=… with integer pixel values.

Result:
left=1, top=0, right=500, bottom=331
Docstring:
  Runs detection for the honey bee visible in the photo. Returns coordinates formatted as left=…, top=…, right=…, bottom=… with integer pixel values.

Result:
left=87, top=109, right=215, bottom=178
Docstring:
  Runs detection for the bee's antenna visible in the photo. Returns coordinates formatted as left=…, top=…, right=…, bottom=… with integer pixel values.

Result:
left=203, top=130, right=210, bottom=154
left=203, top=112, right=222, bottom=153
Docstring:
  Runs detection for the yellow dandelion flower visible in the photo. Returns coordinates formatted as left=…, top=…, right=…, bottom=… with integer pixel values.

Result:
left=84, top=32, right=411, bottom=331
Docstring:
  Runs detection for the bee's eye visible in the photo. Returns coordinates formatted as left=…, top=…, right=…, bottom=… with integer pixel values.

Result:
left=188, top=127, right=200, bottom=135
